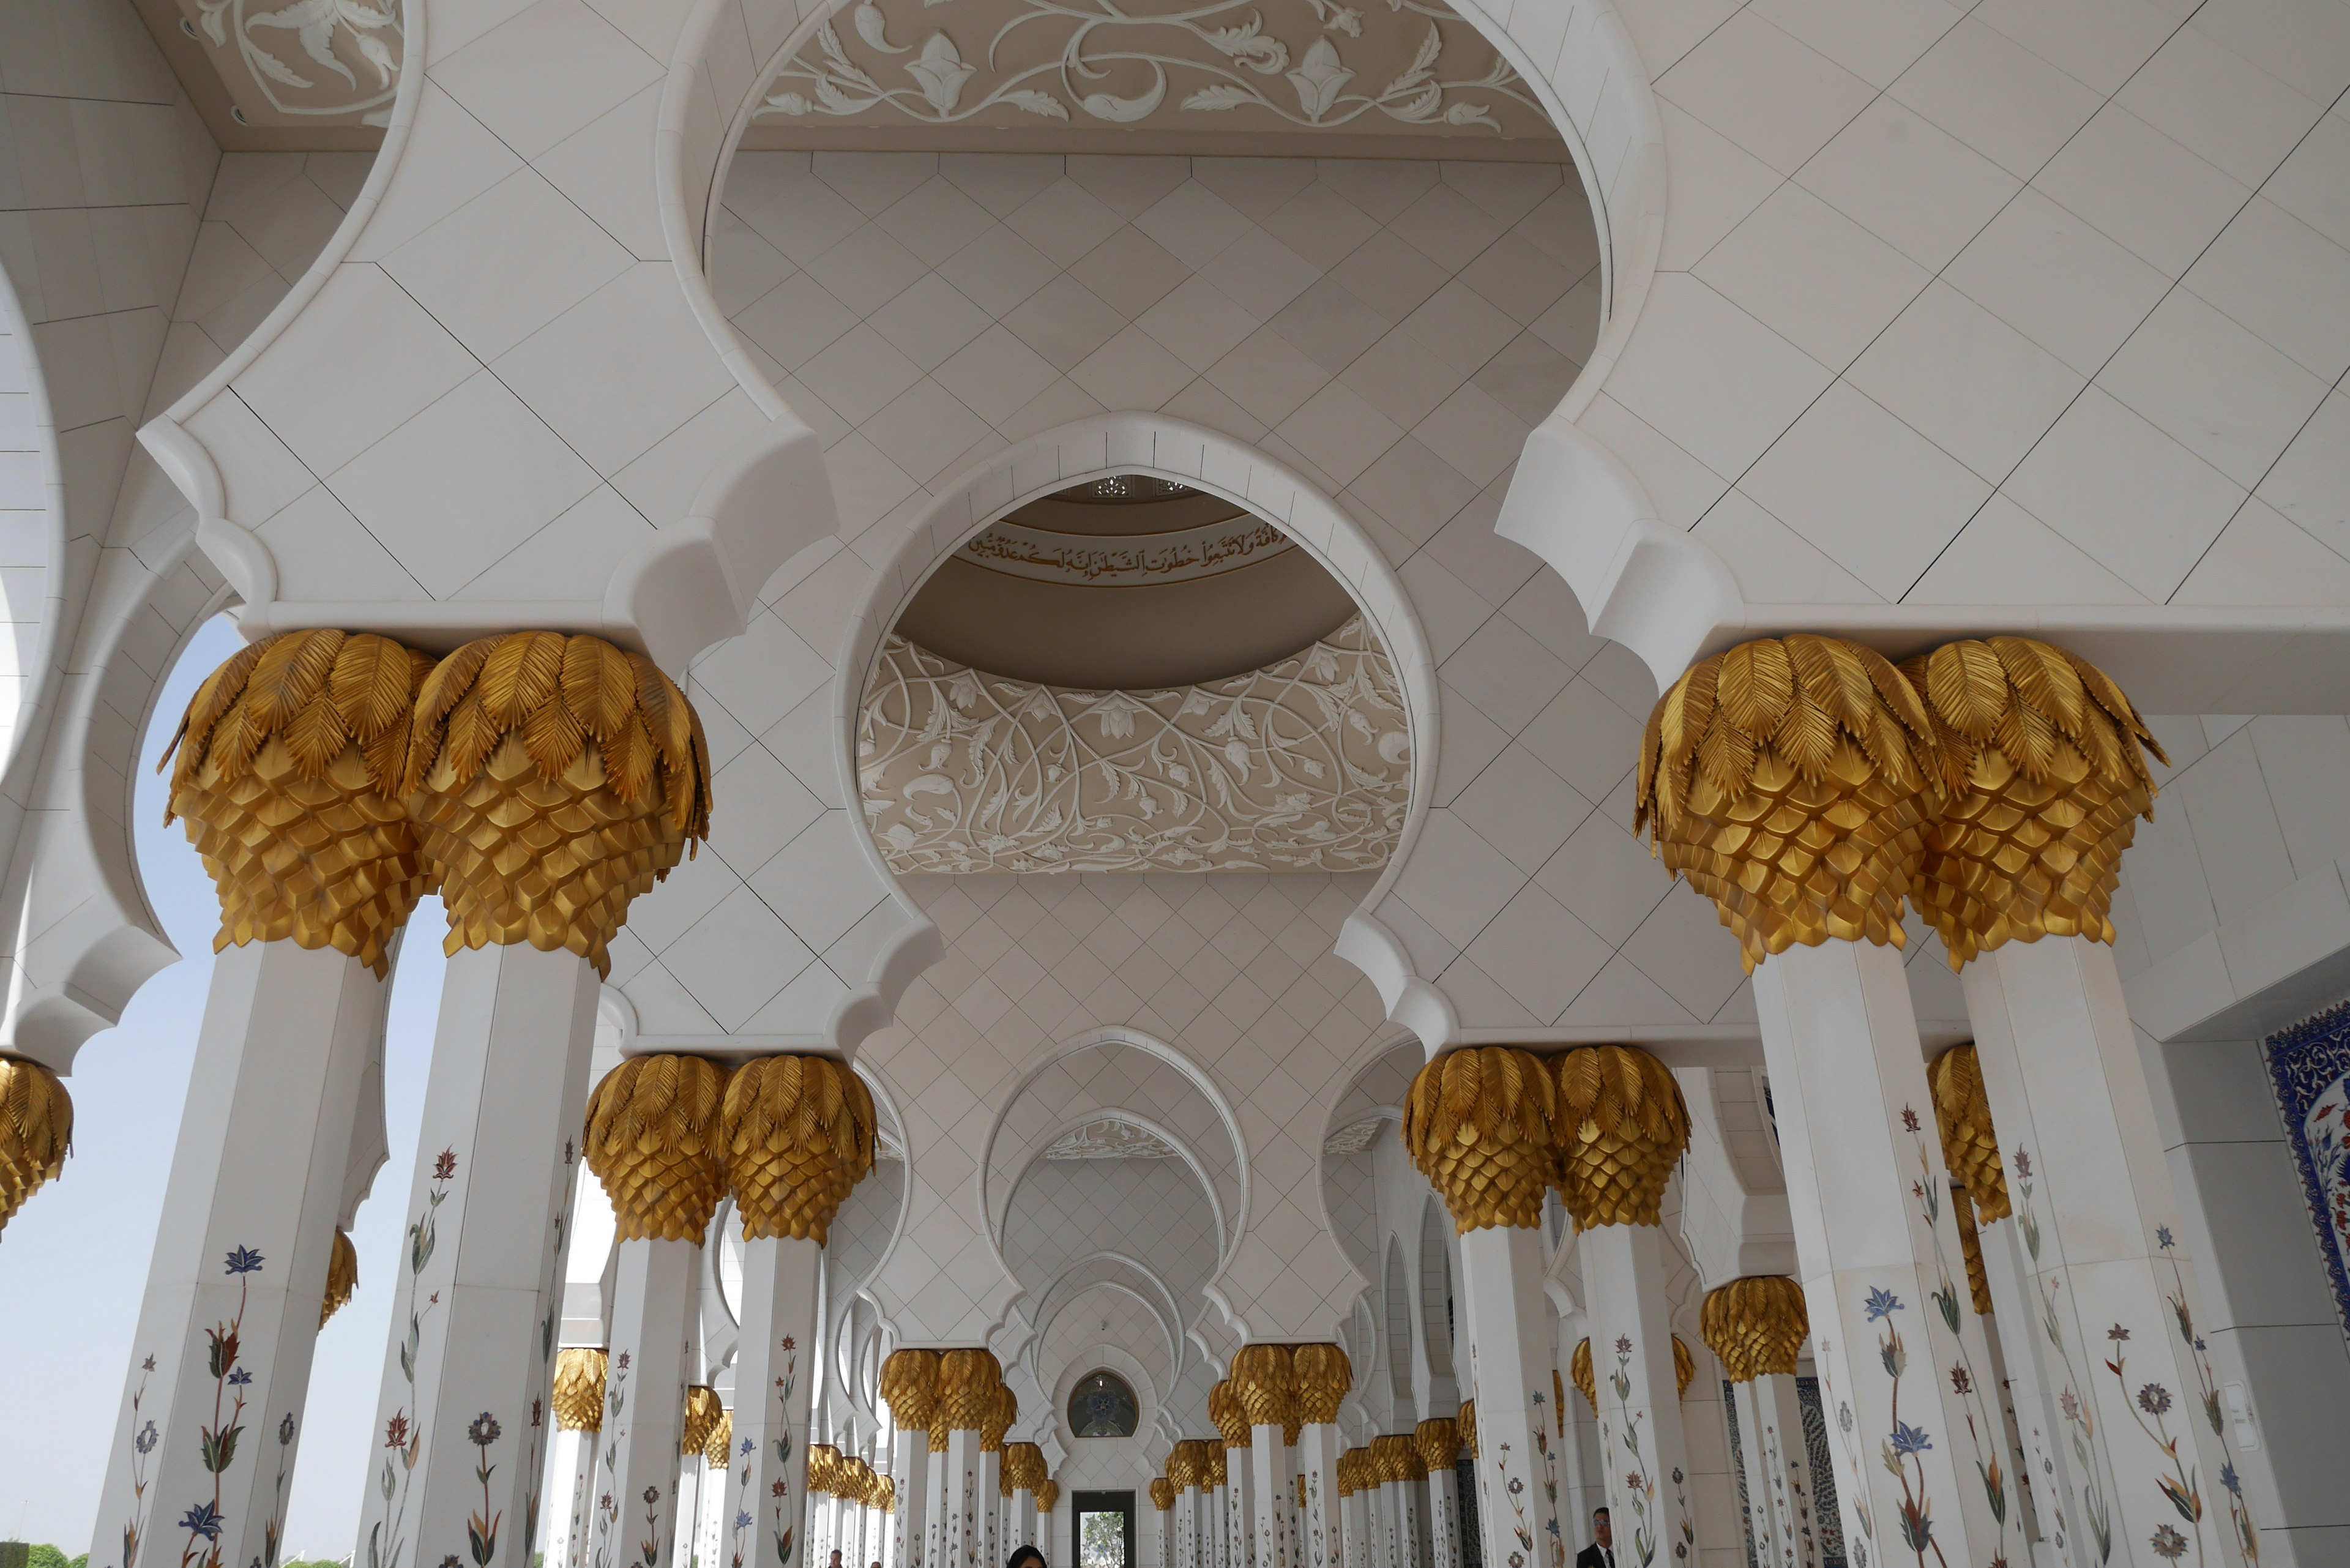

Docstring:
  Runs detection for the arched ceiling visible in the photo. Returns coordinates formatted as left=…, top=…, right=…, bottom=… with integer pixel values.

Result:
left=895, top=477, right=1358, bottom=688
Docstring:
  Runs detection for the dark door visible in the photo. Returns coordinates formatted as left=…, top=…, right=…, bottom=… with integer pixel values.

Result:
left=1073, top=1490, right=1135, bottom=1568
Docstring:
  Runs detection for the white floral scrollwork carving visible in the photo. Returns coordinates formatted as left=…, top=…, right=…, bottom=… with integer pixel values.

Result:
left=187, top=0, right=401, bottom=127
left=860, top=616, right=1409, bottom=874
left=758, top=0, right=1544, bottom=137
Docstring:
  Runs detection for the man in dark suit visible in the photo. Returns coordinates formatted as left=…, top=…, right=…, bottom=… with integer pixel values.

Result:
left=1572, top=1507, right=1614, bottom=1568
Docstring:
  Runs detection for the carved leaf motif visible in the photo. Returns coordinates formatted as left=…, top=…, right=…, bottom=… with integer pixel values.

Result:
left=1287, top=37, right=1353, bottom=119
left=906, top=31, right=976, bottom=113
left=856, top=2, right=910, bottom=52
left=1082, top=62, right=1167, bottom=121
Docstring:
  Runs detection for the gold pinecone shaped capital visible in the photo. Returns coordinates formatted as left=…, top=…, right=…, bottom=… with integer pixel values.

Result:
left=1925, top=1043, right=2010, bottom=1222
left=321, top=1226, right=359, bottom=1326
left=1413, top=1417, right=1459, bottom=1469
left=1150, top=1478, right=1175, bottom=1511
left=723, top=1053, right=877, bottom=1243
left=1229, top=1344, right=1299, bottom=1439
left=164, top=630, right=438, bottom=974
left=0, top=1055, right=72, bottom=1234
left=938, top=1347, right=1004, bottom=1429
left=881, top=1347, right=944, bottom=1428
left=1570, top=1337, right=1594, bottom=1411
left=1636, top=634, right=1942, bottom=971
left=552, top=1347, right=610, bottom=1431
left=1292, top=1342, right=1352, bottom=1424
left=1904, top=637, right=2166, bottom=968
left=1455, top=1399, right=1476, bottom=1458
left=681, top=1384, right=724, bottom=1456
left=584, top=1054, right=730, bottom=1242
left=1553, top=1045, right=1690, bottom=1229
left=1699, top=1276, right=1810, bottom=1383
left=403, top=630, right=711, bottom=976
left=1403, top=1046, right=1559, bottom=1231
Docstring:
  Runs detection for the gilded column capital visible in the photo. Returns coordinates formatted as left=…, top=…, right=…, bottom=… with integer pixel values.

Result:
left=321, top=1226, right=359, bottom=1326
left=1953, top=1184, right=1994, bottom=1316
left=723, top=1054, right=877, bottom=1244
left=1412, top=1417, right=1459, bottom=1471
left=1039, top=1480, right=1059, bottom=1514
left=1206, top=1446, right=1228, bottom=1487
left=1010, top=1442, right=1047, bottom=1491
left=1636, top=634, right=1942, bottom=971
left=1335, top=1451, right=1361, bottom=1497
left=808, top=1444, right=841, bottom=1494
left=1925, top=1043, right=2010, bottom=1222
left=552, top=1346, right=608, bottom=1432
left=928, top=1415, right=949, bottom=1454
left=1672, top=1334, right=1693, bottom=1399
left=980, top=1383, right=1016, bottom=1450
left=585, top=1055, right=729, bottom=1242
left=881, top=1347, right=943, bottom=1430
left=706, top=1410, right=735, bottom=1468
left=938, top=1347, right=1003, bottom=1429
left=1403, top=1046, right=1559, bottom=1231
left=682, top=1384, right=724, bottom=1456
left=1569, top=1338, right=1594, bottom=1411
left=881, top=1476, right=898, bottom=1512
left=165, top=629, right=437, bottom=974
left=403, top=631, right=712, bottom=976
left=1208, top=1379, right=1252, bottom=1449
left=1292, top=1342, right=1351, bottom=1424
left=1700, top=1276, right=1809, bottom=1383
left=1903, top=637, right=2166, bottom=968
left=1455, top=1400, right=1475, bottom=1458
left=1168, top=1439, right=1210, bottom=1489
left=1230, top=1343, right=1299, bottom=1440
left=0, top=1055, right=69, bottom=1234
left=1553, top=1045, right=1690, bottom=1228
left=1368, top=1435, right=1414, bottom=1484
left=1151, top=1478, right=1176, bottom=1512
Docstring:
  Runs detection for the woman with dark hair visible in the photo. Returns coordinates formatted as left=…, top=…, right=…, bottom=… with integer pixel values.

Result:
left=1007, top=1547, right=1048, bottom=1568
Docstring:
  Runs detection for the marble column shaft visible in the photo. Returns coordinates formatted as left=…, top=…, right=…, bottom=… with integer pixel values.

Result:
left=1728, top=1376, right=1819, bottom=1568
left=1752, top=938, right=2010, bottom=1568
left=92, top=942, right=386, bottom=1568
left=726, top=1238, right=820, bottom=1568
left=1455, top=1225, right=1566, bottom=1568
left=890, top=1427, right=928, bottom=1568
left=1964, top=936, right=2259, bottom=1567
left=1297, top=1426, right=1341, bottom=1568
left=1251, top=1427, right=1295, bottom=1568
left=590, top=1239, right=699, bottom=1568
left=1580, top=1225, right=1693, bottom=1566
left=357, top=943, right=598, bottom=1568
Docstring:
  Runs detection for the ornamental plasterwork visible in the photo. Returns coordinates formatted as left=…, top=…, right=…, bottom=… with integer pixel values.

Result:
left=756, top=0, right=1551, bottom=143
left=1319, top=1114, right=1390, bottom=1155
left=962, top=513, right=1291, bottom=586
left=860, top=614, right=1408, bottom=874
left=1044, top=1118, right=1183, bottom=1160
left=144, top=0, right=400, bottom=133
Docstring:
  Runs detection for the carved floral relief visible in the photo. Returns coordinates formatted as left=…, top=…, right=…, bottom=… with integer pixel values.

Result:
left=173, top=0, right=401, bottom=128
left=859, top=614, right=1408, bottom=874
left=757, top=0, right=1550, bottom=141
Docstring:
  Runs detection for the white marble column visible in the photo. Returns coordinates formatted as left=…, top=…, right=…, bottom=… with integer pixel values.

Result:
left=976, top=1446, right=1001, bottom=1568
left=944, top=1429, right=983, bottom=1568
left=1752, top=938, right=2010, bottom=1568
left=1454, top=1226, right=1566, bottom=1568
left=92, top=941, right=386, bottom=1568
left=1580, top=1226, right=1694, bottom=1566
left=926, top=1431, right=952, bottom=1568
left=1337, top=1470, right=1365, bottom=1568
left=1964, top=936, right=2260, bottom=1567
left=1728, top=1376, right=1819, bottom=1568
left=1296, top=1419, right=1343, bottom=1568
left=589, top=1239, right=701, bottom=1568
left=1154, top=1491, right=1174, bottom=1568
left=728, top=1238, right=821, bottom=1568
left=887, top=1416, right=931, bottom=1568
left=1545, top=1331, right=1595, bottom=1551
left=357, top=943, right=599, bottom=1568
left=1176, top=1475, right=1201, bottom=1568
left=1245, top=1427, right=1290, bottom=1568
left=549, top=1424, right=597, bottom=1568
left=1414, top=1425, right=1458, bottom=1568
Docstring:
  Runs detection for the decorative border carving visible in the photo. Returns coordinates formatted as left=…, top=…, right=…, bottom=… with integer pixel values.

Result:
left=860, top=615, right=1406, bottom=874
left=2263, top=1000, right=2350, bottom=1344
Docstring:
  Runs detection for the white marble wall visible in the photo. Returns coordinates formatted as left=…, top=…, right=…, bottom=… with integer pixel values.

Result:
left=2144, top=1032, right=2350, bottom=1559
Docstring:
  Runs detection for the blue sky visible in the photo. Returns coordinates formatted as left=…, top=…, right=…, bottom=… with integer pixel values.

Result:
left=0, top=615, right=450, bottom=1560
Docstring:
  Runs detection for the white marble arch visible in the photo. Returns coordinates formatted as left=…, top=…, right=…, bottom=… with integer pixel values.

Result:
left=952, top=1025, right=1258, bottom=1344
left=823, top=415, right=1451, bottom=1055
left=996, top=1107, right=1233, bottom=1268
left=1038, top=1281, right=1182, bottom=1408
